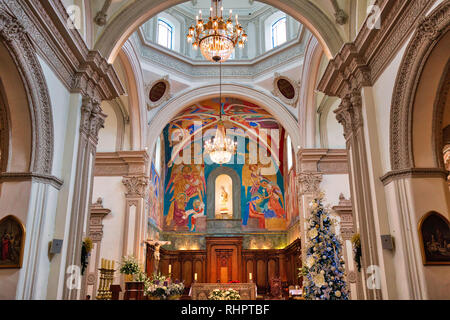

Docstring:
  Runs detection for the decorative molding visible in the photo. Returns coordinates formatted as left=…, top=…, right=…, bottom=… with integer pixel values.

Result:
left=122, top=175, right=148, bottom=198
left=0, top=172, right=63, bottom=189
left=145, top=76, right=172, bottom=110
left=89, top=197, right=111, bottom=242
left=330, top=0, right=348, bottom=25
left=390, top=2, right=450, bottom=170
left=332, top=193, right=354, bottom=240
left=318, top=0, right=435, bottom=98
left=297, top=148, right=348, bottom=174
left=95, top=151, right=149, bottom=177
left=334, top=90, right=363, bottom=141
left=94, top=0, right=112, bottom=26
left=271, top=73, right=300, bottom=107
left=380, top=168, right=448, bottom=186
left=0, top=7, right=54, bottom=175
left=80, top=97, right=106, bottom=145
left=297, top=172, right=322, bottom=194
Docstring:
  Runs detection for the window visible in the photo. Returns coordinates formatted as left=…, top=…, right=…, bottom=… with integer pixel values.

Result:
left=287, top=135, right=293, bottom=171
left=157, top=19, right=173, bottom=49
left=271, top=17, right=287, bottom=48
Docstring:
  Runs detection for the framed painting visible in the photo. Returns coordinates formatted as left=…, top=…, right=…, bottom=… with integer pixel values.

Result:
left=0, top=215, right=25, bottom=268
left=418, top=211, right=450, bottom=265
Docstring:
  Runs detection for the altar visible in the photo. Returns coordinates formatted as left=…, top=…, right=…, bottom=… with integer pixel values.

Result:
left=190, top=283, right=258, bottom=300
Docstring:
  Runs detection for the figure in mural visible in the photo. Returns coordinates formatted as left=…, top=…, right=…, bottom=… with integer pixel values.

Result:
left=247, top=195, right=266, bottom=229
left=185, top=199, right=205, bottom=232
left=260, top=179, right=286, bottom=219
left=165, top=165, right=206, bottom=230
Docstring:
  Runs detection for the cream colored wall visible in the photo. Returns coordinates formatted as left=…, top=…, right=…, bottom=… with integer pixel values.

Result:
left=98, top=102, right=118, bottom=152
left=92, top=177, right=128, bottom=273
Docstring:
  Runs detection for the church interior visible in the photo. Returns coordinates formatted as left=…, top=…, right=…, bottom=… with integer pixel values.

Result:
left=0, top=0, right=449, bottom=301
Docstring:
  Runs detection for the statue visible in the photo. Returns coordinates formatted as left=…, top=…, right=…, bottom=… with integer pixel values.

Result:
left=145, top=239, right=171, bottom=273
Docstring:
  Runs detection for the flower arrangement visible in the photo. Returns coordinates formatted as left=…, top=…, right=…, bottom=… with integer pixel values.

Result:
left=351, top=233, right=362, bottom=272
left=302, top=192, right=349, bottom=300
left=208, top=288, right=241, bottom=300
left=119, top=256, right=141, bottom=281
left=81, top=237, right=93, bottom=275
left=144, top=272, right=185, bottom=300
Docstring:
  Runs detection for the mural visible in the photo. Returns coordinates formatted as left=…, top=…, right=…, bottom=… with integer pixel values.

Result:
left=148, top=162, right=163, bottom=230
left=163, top=98, right=287, bottom=232
left=285, top=169, right=299, bottom=225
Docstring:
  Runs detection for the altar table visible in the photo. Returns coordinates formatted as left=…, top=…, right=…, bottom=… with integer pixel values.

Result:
left=190, top=283, right=257, bottom=300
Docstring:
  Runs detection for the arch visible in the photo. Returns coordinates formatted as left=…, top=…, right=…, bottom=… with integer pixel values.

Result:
left=390, top=2, right=450, bottom=170
left=0, top=9, right=54, bottom=175
left=206, top=166, right=241, bottom=220
left=147, top=84, right=301, bottom=160
left=95, top=0, right=343, bottom=63
left=117, top=39, right=147, bottom=150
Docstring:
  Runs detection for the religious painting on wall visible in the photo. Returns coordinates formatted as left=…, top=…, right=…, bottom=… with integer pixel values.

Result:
left=148, top=162, right=163, bottom=229
left=0, top=215, right=25, bottom=269
left=419, top=211, right=450, bottom=265
left=163, top=98, right=287, bottom=232
left=164, top=164, right=206, bottom=232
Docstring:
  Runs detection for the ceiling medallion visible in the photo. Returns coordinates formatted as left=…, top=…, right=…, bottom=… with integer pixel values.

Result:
left=186, top=0, right=247, bottom=62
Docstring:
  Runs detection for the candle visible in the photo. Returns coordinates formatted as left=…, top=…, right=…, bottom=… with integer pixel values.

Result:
left=194, top=273, right=198, bottom=281
left=101, top=258, right=105, bottom=268
left=111, top=260, right=115, bottom=270
left=169, top=264, right=172, bottom=274
left=249, top=273, right=252, bottom=281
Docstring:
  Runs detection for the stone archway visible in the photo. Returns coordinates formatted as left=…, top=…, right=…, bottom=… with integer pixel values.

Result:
left=0, top=9, right=54, bottom=176
left=95, top=0, right=343, bottom=63
left=390, top=2, right=450, bottom=171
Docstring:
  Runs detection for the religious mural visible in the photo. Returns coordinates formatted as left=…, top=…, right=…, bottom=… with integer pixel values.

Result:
left=285, top=170, right=299, bottom=225
left=148, top=162, right=163, bottom=230
left=163, top=98, right=287, bottom=233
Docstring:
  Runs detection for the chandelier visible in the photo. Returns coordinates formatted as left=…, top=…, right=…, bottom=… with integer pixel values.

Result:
left=203, top=62, right=237, bottom=164
left=186, top=0, right=247, bottom=62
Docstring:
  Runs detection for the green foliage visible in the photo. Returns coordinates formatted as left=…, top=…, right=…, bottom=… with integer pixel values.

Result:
left=119, top=256, right=141, bottom=275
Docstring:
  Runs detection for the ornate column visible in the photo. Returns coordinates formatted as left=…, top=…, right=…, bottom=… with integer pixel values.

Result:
left=85, top=198, right=111, bottom=299
left=332, top=194, right=363, bottom=300
left=334, top=89, right=381, bottom=300
left=121, top=151, right=149, bottom=266
left=64, top=97, right=106, bottom=300
left=296, top=170, right=322, bottom=261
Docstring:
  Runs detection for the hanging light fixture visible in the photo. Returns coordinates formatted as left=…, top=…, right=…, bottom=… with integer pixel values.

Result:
left=204, top=62, right=237, bottom=164
left=186, top=0, right=247, bottom=62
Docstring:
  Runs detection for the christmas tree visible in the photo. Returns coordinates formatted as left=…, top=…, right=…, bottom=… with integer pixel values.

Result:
left=301, top=192, right=349, bottom=300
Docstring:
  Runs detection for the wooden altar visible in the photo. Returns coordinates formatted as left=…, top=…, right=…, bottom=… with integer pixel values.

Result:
left=190, top=283, right=257, bottom=300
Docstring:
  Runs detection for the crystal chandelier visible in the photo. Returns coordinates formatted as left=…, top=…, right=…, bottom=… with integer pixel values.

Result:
left=186, top=0, right=247, bottom=62
left=203, top=62, right=237, bottom=164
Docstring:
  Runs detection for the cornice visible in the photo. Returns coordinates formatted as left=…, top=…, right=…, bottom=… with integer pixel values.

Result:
left=136, top=31, right=306, bottom=80
left=94, top=151, right=149, bottom=177
left=380, top=168, right=448, bottom=186
left=5, top=0, right=124, bottom=101
left=317, top=0, right=434, bottom=98
left=0, top=172, right=64, bottom=190
left=297, top=148, right=348, bottom=174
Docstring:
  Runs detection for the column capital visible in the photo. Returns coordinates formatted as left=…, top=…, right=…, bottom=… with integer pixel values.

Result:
left=122, top=175, right=149, bottom=198
left=296, top=172, right=322, bottom=195
left=334, top=89, right=363, bottom=140
left=89, top=197, right=111, bottom=242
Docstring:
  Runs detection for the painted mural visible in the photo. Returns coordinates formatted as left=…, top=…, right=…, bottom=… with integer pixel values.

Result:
left=148, top=162, right=163, bottom=230
left=163, top=98, right=287, bottom=232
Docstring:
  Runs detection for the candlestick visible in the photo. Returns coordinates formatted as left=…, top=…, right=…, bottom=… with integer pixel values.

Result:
left=111, top=260, right=114, bottom=270
left=249, top=273, right=252, bottom=281
left=194, top=273, right=198, bottom=281
left=101, top=258, right=105, bottom=269
left=168, top=264, right=172, bottom=274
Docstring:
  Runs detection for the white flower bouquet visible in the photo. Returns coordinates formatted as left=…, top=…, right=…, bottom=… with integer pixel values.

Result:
left=208, top=288, right=241, bottom=300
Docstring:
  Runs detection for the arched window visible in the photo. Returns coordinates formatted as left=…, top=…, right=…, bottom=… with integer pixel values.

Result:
left=271, top=17, right=287, bottom=48
left=287, top=135, right=293, bottom=171
left=157, top=19, right=173, bottom=49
